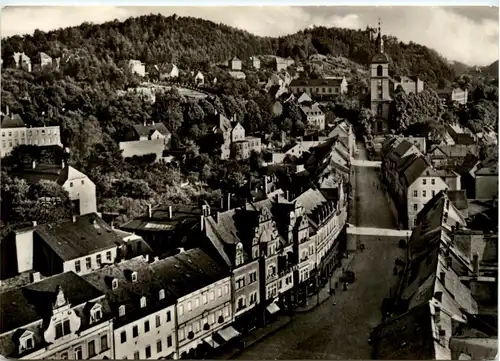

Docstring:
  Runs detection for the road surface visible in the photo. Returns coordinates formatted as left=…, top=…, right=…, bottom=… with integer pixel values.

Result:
left=234, top=141, right=404, bottom=360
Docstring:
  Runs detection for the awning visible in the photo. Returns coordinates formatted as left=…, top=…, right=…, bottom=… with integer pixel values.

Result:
left=203, top=336, right=220, bottom=349
left=266, top=302, right=281, bottom=315
left=216, top=326, right=241, bottom=343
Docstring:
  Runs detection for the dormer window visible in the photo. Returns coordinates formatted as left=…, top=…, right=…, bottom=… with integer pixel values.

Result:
left=140, top=296, right=147, bottom=308
left=112, top=279, right=118, bottom=290
left=90, top=303, right=102, bottom=324
left=118, top=305, right=126, bottom=317
left=18, top=330, right=35, bottom=354
left=159, top=289, right=165, bottom=300
left=131, top=272, right=138, bottom=282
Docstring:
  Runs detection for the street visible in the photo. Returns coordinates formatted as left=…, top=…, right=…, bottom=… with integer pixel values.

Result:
left=234, top=141, right=405, bottom=360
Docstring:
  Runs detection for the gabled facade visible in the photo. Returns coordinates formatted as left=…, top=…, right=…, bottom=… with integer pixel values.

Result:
left=248, top=56, right=260, bottom=69
left=119, top=122, right=171, bottom=160
left=299, top=103, right=325, bottom=130
left=230, top=57, right=242, bottom=71
left=0, top=272, right=113, bottom=360
left=128, top=60, right=146, bottom=77
left=194, top=71, right=204, bottom=85
left=12, top=52, right=32, bottom=72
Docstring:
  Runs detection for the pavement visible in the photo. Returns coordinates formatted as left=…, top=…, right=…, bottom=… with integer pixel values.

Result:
left=233, top=141, right=406, bottom=360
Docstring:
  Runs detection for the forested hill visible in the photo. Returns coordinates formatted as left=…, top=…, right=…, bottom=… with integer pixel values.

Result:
left=1, top=14, right=455, bottom=85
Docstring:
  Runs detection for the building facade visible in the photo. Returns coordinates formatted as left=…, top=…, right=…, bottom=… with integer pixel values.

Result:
left=299, top=103, right=325, bottom=130
left=289, top=78, right=348, bottom=98
left=129, top=60, right=146, bottom=77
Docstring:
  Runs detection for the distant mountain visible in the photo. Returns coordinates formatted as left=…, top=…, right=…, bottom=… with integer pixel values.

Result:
left=482, top=60, right=498, bottom=77
left=1, top=14, right=455, bottom=85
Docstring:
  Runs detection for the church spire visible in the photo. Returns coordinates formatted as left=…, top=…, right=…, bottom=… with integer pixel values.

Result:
left=376, top=17, right=384, bottom=54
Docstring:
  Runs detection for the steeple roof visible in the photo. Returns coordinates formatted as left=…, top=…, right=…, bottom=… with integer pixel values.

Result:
left=372, top=18, right=389, bottom=64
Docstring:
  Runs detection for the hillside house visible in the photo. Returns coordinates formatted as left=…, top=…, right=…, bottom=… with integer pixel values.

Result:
left=437, top=87, right=468, bottom=105
left=299, top=103, right=325, bottom=130
left=389, top=75, right=424, bottom=94
left=194, top=71, right=204, bottom=85
left=248, top=56, right=260, bottom=69
left=32, top=52, right=55, bottom=71
left=11, top=161, right=97, bottom=216
left=289, top=78, right=348, bottom=98
left=119, top=122, right=171, bottom=160
left=0, top=113, right=62, bottom=158
left=427, top=144, right=479, bottom=169
left=12, top=52, right=32, bottom=72
left=230, top=56, right=242, bottom=70
left=150, top=63, right=179, bottom=80
left=128, top=60, right=146, bottom=77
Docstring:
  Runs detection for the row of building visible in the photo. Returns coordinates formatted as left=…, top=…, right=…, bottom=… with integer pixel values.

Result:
left=372, top=189, right=497, bottom=360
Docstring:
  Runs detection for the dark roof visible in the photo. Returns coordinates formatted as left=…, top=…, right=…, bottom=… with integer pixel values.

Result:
left=457, top=153, right=480, bottom=175
left=1, top=114, right=26, bottom=128
left=430, top=144, right=478, bottom=158
left=388, top=140, right=415, bottom=162
left=373, top=302, right=435, bottom=360
left=447, top=190, right=469, bottom=210
left=402, top=156, right=431, bottom=186
left=132, top=123, right=170, bottom=138
left=290, top=78, right=343, bottom=87
left=35, top=213, right=123, bottom=261
left=0, top=272, right=104, bottom=334
left=10, top=164, right=89, bottom=186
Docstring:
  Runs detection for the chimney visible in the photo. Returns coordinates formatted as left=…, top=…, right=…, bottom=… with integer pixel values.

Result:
left=148, top=204, right=152, bottom=219
left=226, top=193, right=231, bottom=211
left=439, top=271, right=446, bottom=286
left=434, top=291, right=443, bottom=302
left=286, top=190, right=290, bottom=201
left=32, top=221, right=37, bottom=227
left=32, top=160, right=36, bottom=169
left=30, top=272, right=41, bottom=283
left=168, top=205, right=173, bottom=220
left=200, top=215, right=205, bottom=232
left=472, top=252, right=479, bottom=276
left=434, top=306, right=441, bottom=323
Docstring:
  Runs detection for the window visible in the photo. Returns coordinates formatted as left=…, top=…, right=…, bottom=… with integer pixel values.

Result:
left=74, top=347, right=82, bottom=359
left=75, top=260, right=81, bottom=273
left=132, top=325, right=139, bottom=338
left=218, top=287, right=222, bottom=297
left=414, top=204, right=418, bottom=211
left=86, top=257, right=92, bottom=270
left=423, top=190, right=427, bottom=197
left=179, top=305, right=184, bottom=316
left=209, top=313, right=215, bottom=324
left=249, top=271, right=257, bottom=283
left=377, top=104, right=383, bottom=116
left=96, top=254, right=102, bottom=267
left=90, top=304, right=102, bottom=323
left=134, top=351, right=140, bottom=360
left=179, top=328, right=185, bottom=341
left=377, top=65, right=383, bottom=77
left=432, top=190, right=436, bottom=197
left=131, top=272, right=138, bottom=282
left=159, top=289, right=165, bottom=300
left=157, top=340, right=162, bottom=353
left=81, top=180, right=85, bottom=185
left=167, top=335, right=173, bottom=347
left=166, top=310, right=171, bottom=322
left=121, top=331, right=127, bottom=344
left=224, top=284, right=229, bottom=294
left=202, top=293, right=208, bottom=304
left=8, top=132, right=11, bottom=136
left=187, top=301, right=192, bottom=312
left=119, top=305, right=126, bottom=316
left=106, top=251, right=112, bottom=261
left=194, top=320, right=200, bottom=333
left=210, top=291, right=215, bottom=300
left=140, top=296, right=147, bottom=308
left=250, top=292, right=257, bottom=304
left=88, top=340, right=96, bottom=358
left=236, top=277, right=245, bottom=290
left=413, top=190, right=418, bottom=197
left=195, top=297, right=200, bottom=308
left=70, top=182, right=74, bottom=187
left=431, top=179, right=435, bottom=185
left=101, top=334, right=108, bottom=351
left=423, top=179, right=427, bottom=185
left=237, top=296, right=246, bottom=311
left=144, top=320, right=150, bottom=333
left=19, top=332, right=35, bottom=353
left=155, top=315, right=161, bottom=328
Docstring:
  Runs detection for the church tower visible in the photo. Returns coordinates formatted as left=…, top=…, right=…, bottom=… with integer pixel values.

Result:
left=370, top=18, right=392, bottom=134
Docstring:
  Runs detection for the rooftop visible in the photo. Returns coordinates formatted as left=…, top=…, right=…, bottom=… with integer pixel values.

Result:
left=1, top=114, right=26, bottom=128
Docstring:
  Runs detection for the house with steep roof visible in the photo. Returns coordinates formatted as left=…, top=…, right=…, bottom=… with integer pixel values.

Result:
left=299, top=103, right=325, bottom=130
left=194, top=71, right=204, bottom=85
left=381, top=139, right=422, bottom=191
left=154, top=63, right=179, bottom=80
left=32, top=52, right=54, bottom=71
left=248, top=56, right=260, bottom=69
left=229, top=56, right=242, bottom=71
left=12, top=52, right=31, bottom=72
left=11, top=161, right=97, bottom=216
left=0, top=272, right=114, bottom=359
left=119, top=122, right=171, bottom=160
left=428, top=144, right=479, bottom=169
left=1, top=112, right=62, bottom=158
left=437, top=87, right=468, bottom=105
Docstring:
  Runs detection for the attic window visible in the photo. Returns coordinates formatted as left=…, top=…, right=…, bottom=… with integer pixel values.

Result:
left=159, top=289, right=165, bottom=300
left=118, top=305, right=126, bottom=317
left=131, top=272, right=138, bottom=282
left=90, top=303, right=102, bottom=324
left=19, top=331, right=35, bottom=354
left=112, top=279, right=118, bottom=290
left=140, top=296, right=147, bottom=308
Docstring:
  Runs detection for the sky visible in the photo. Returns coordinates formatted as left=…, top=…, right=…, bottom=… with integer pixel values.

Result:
left=1, top=5, right=498, bottom=66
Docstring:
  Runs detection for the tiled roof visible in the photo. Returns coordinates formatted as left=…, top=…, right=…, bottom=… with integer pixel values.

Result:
left=430, top=145, right=478, bottom=158
left=290, top=78, right=343, bottom=87
left=293, top=188, right=327, bottom=215
left=132, top=123, right=170, bottom=138
left=402, top=156, right=432, bottom=187
left=35, top=213, right=123, bottom=261
left=0, top=272, right=104, bottom=334
left=1, top=114, right=26, bottom=128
